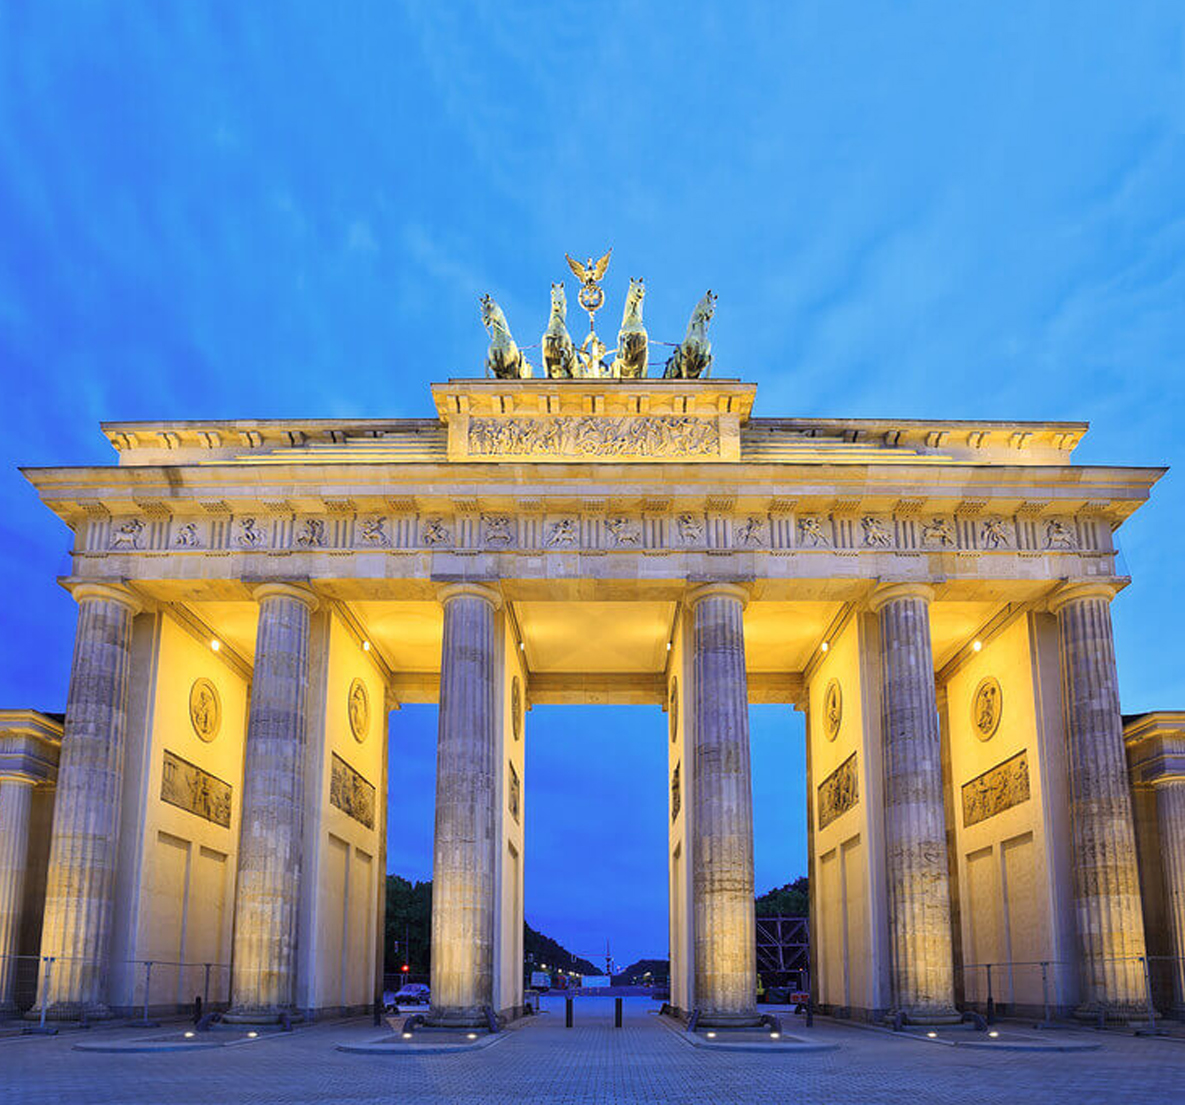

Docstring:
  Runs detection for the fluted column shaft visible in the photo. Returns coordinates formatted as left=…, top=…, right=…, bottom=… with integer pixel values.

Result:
left=35, top=583, right=139, bottom=1018
left=428, top=583, right=500, bottom=1027
left=873, top=584, right=959, bottom=1023
left=227, top=583, right=316, bottom=1022
left=0, top=779, right=34, bottom=1012
left=1156, top=781, right=1185, bottom=1015
left=689, top=583, right=759, bottom=1026
left=1053, top=583, right=1148, bottom=1015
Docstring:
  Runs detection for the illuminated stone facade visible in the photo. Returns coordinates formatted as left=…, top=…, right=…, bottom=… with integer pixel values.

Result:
left=2, top=377, right=1178, bottom=1024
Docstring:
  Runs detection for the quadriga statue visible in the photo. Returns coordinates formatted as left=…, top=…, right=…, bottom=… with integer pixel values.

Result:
left=611, top=277, right=648, bottom=379
left=541, top=282, right=578, bottom=378
left=481, top=294, right=532, bottom=379
left=664, top=290, right=716, bottom=379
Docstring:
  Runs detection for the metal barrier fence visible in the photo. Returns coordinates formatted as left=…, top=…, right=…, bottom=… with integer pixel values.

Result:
left=1, top=954, right=233, bottom=1025
left=955, top=954, right=1184, bottom=1029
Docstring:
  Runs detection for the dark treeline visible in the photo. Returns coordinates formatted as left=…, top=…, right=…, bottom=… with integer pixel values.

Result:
left=384, top=873, right=809, bottom=974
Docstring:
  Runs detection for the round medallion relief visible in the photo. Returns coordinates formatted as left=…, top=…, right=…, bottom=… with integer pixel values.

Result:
left=822, top=679, right=842, bottom=742
left=189, top=678, right=221, bottom=743
left=511, top=676, right=523, bottom=741
left=972, top=676, right=1002, bottom=741
left=669, top=679, right=679, bottom=743
left=348, top=678, right=370, bottom=742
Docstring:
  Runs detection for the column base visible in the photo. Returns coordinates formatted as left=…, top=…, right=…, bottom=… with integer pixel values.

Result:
left=695, top=1009, right=763, bottom=1029
left=424, top=1006, right=496, bottom=1030
left=887, top=1005, right=963, bottom=1026
left=24, top=1002, right=113, bottom=1022
left=1072, top=1001, right=1156, bottom=1025
left=223, top=1007, right=305, bottom=1026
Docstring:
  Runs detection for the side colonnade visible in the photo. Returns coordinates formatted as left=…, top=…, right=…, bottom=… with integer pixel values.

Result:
left=2, top=573, right=1171, bottom=1024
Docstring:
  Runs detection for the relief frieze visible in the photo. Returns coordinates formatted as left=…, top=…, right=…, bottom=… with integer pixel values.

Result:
left=817, top=752, right=858, bottom=830
left=160, top=749, right=232, bottom=828
left=90, top=505, right=1109, bottom=560
left=330, top=751, right=376, bottom=830
left=467, top=415, right=720, bottom=458
left=961, top=750, right=1030, bottom=828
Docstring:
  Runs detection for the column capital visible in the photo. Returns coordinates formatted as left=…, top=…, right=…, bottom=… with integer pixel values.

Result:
left=686, top=581, right=751, bottom=608
left=1048, top=580, right=1123, bottom=614
left=0, top=772, right=38, bottom=787
left=868, top=581, right=935, bottom=613
left=249, top=581, right=319, bottom=610
left=65, top=581, right=143, bottom=615
left=437, top=581, right=502, bottom=610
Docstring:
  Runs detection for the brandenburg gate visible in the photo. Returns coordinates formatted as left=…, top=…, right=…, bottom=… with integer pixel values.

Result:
left=2, top=267, right=1183, bottom=1030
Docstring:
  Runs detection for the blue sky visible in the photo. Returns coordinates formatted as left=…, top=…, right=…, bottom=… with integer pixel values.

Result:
left=1, top=3, right=1183, bottom=966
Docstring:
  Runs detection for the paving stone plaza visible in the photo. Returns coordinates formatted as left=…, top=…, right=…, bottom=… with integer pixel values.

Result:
left=3, top=998, right=1185, bottom=1105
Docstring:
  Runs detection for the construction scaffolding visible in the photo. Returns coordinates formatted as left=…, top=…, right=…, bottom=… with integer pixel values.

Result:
left=755, top=916, right=809, bottom=993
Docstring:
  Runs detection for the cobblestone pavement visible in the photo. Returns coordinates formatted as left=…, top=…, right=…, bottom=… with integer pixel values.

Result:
left=2, top=997, right=1184, bottom=1105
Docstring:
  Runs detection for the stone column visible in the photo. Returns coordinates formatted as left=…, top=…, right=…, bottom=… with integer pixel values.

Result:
left=1051, top=582, right=1148, bottom=1017
left=688, top=583, right=759, bottom=1027
left=427, top=582, right=500, bottom=1027
left=226, top=583, right=317, bottom=1023
left=33, top=582, right=140, bottom=1019
left=870, top=583, right=960, bottom=1024
left=1155, top=780, right=1185, bottom=1016
left=0, top=777, right=34, bottom=1013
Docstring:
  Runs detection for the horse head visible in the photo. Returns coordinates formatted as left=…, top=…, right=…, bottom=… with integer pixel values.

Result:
left=622, top=277, right=645, bottom=326
left=693, top=289, right=717, bottom=327
left=549, top=282, right=567, bottom=320
left=481, top=293, right=509, bottom=338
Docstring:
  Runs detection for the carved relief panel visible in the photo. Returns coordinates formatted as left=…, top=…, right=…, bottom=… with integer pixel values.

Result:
left=818, top=752, right=858, bottom=830
left=961, top=750, right=1030, bottom=828
left=161, top=750, right=232, bottom=828
left=330, top=752, right=376, bottom=829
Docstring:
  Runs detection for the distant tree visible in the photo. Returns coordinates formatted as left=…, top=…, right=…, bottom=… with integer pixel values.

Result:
left=384, top=875, right=432, bottom=974
left=523, top=920, right=600, bottom=976
left=755, top=875, right=809, bottom=917
left=613, top=958, right=670, bottom=985
left=384, top=874, right=602, bottom=978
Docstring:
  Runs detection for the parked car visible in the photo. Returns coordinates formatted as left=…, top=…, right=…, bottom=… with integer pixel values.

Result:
left=390, top=982, right=430, bottom=1007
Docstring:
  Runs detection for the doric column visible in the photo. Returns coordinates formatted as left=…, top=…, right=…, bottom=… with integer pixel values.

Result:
left=34, top=582, right=140, bottom=1019
left=0, top=778, right=34, bottom=1013
left=1051, top=582, right=1148, bottom=1017
left=1155, top=781, right=1185, bottom=1016
left=226, top=583, right=317, bottom=1023
left=870, top=583, right=959, bottom=1024
left=427, top=582, right=500, bottom=1027
left=688, top=582, right=759, bottom=1027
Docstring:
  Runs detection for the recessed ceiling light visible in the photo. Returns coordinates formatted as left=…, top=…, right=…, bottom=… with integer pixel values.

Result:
left=210, top=638, right=221, bottom=652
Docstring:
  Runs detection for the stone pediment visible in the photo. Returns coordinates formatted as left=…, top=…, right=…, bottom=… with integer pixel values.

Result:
left=430, top=379, right=755, bottom=463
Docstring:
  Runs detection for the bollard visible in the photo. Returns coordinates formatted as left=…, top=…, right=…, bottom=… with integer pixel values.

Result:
left=373, top=996, right=383, bottom=1026
left=24, top=957, right=59, bottom=1035
left=40, top=957, right=52, bottom=1031
left=1037, top=961, right=1054, bottom=1029
left=565, top=996, right=574, bottom=1028
left=985, top=964, right=995, bottom=1025
left=203, top=963, right=212, bottom=1007
left=193, top=995, right=203, bottom=1025
left=615, top=997, right=622, bottom=1028
left=1139, top=956, right=1160, bottom=1036
left=142, top=961, right=153, bottom=1025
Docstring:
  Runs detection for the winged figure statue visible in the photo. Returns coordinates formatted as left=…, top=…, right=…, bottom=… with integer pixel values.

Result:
left=565, top=249, right=612, bottom=287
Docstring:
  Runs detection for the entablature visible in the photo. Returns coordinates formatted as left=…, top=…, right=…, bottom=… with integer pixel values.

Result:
left=95, top=380, right=1091, bottom=469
